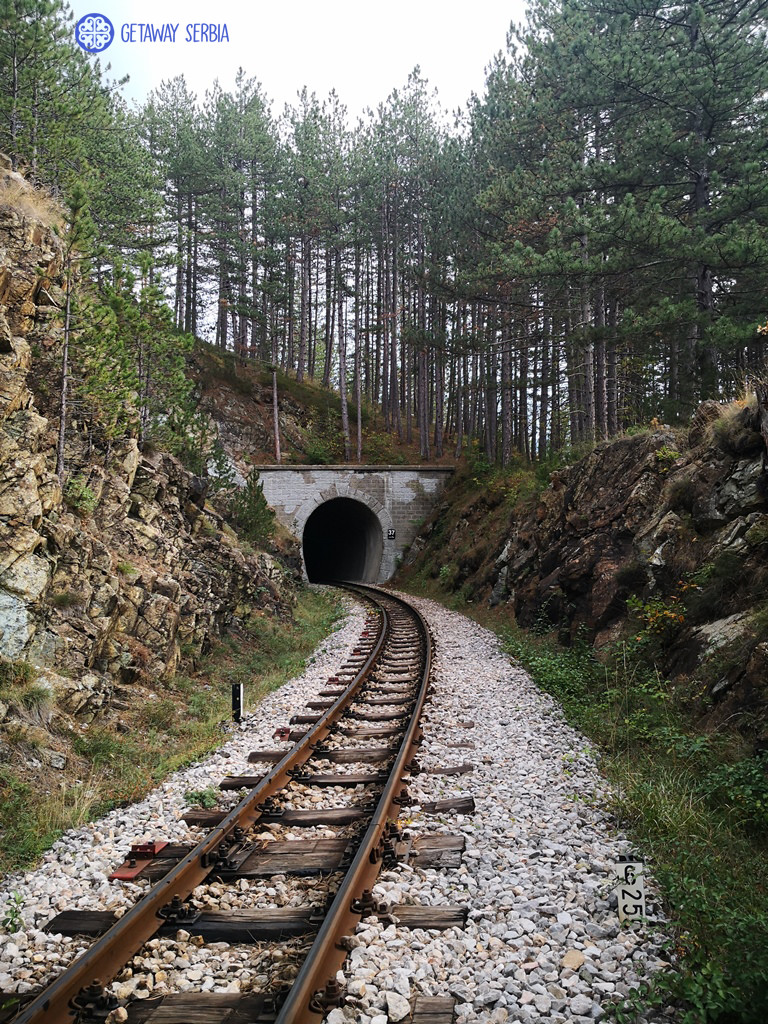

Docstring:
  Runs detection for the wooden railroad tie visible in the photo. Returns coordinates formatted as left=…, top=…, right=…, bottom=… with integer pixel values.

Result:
left=181, top=794, right=475, bottom=828
left=108, top=834, right=465, bottom=882
left=119, top=992, right=456, bottom=1023
left=47, top=902, right=467, bottom=941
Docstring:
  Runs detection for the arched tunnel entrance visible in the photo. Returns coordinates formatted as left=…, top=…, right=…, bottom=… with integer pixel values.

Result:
left=302, top=497, right=384, bottom=582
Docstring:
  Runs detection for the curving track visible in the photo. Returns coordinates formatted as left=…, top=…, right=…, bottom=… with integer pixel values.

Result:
left=8, top=585, right=437, bottom=1024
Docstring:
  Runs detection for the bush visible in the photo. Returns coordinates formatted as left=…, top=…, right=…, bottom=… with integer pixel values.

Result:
left=712, top=411, right=763, bottom=455
left=64, top=475, right=98, bottom=516
left=699, top=754, right=768, bottom=834
left=614, top=561, right=648, bottom=594
left=305, top=437, right=335, bottom=465
left=184, top=786, right=219, bottom=809
left=230, top=470, right=275, bottom=546
left=686, top=550, right=745, bottom=622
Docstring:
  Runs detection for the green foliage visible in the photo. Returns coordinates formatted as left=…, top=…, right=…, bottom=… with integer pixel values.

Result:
left=184, top=786, right=219, bottom=809
left=654, top=445, right=681, bottom=472
left=206, top=440, right=236, bottom=493
left=686, top=551, right=749, bottom=622
left=0, top=768, right=59, bottom=868
left=230, top=470, right=275, bottom=546
left=304, top=437, right=336, bottom=465
left=627, top=593, right=686, bottom=640
left=437, top=563, right=458, bottom=589
left=1, top=891, right=24, bottom=933
left=63, top=475, right=98, bottom=516
left=496, top=621, right=768, bottom=1024
left=665, top=475, right=697, bottom=513
left=699, top=755, right=768, bottom=835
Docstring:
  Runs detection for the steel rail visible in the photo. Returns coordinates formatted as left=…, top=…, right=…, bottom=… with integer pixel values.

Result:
left=11, top=594, right=389, bottom=1024
left=274, top=584, right=433, bottom=1024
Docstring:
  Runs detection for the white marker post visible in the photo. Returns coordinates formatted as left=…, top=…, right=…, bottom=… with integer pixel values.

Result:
left=614, top=856, right=646, bottom=923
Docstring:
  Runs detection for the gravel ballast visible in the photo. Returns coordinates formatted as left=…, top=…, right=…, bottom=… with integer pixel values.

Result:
left=339, top=592, right=672, bottom=1024
left=0, top=589, right=673, bottom=1023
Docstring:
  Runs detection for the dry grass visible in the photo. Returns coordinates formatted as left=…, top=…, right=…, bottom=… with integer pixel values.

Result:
left=0, top=170, right=62, bottom=227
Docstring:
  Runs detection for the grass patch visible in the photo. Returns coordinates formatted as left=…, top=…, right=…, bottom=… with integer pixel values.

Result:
left=399, top=578, right=768, bottom=1024
left=0, top=768, right=103, bottom=870
left=502, top=630, right=768, bottom=1022
left=0, top=588, right=344, bottom=876
left=0, top=659, right=48, bottom=717
left=0, top=659, right=34, bottom=693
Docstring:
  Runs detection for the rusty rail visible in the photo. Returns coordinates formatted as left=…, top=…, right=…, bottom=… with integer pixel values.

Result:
left=274, top=584, right=433, bottom=1023
left=11, top=592, right=389, bottom=1024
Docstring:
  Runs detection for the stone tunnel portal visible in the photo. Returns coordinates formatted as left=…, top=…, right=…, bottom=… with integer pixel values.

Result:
left=302, top=497, right=383, bottom=582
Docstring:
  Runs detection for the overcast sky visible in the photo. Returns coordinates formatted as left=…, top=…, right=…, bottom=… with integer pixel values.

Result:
left=68, top=0, right=530, bottom=119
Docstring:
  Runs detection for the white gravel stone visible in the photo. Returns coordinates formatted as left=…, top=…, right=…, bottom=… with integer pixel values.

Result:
left=1, top=589, right=674, bottom=1023
left=0, top=592, right=367, bottom=995
left=341, top=592, right=673, bottom=1023
left=384, top=991, right=411, bottom=1021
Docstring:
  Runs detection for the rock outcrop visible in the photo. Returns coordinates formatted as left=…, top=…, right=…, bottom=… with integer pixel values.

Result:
left=403, top=408, right=768, bottom=744
left=0, top=173, right=294, bottom=729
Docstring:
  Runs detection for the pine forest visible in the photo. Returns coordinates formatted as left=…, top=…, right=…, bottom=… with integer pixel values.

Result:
left=3, top=0, right=768, bottom=465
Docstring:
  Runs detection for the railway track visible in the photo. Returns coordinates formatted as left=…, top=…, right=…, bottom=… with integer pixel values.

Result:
left=6, top=585, right=467, bottom=1024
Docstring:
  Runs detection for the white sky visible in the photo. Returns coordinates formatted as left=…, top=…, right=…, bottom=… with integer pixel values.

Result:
left=67, top=0, right=530, bottom=119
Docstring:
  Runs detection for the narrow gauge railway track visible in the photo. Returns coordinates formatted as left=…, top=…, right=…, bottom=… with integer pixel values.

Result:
left=9, top=586, right=457, bottom=1024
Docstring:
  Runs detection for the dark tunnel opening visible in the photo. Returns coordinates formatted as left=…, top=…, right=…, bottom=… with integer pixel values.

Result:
left=303, top=497, right=383, bottom=582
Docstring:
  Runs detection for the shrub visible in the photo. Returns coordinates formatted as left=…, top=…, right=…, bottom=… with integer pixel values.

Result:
left=654, top=444, right=681, bottom=472
left=614, top=561, right=648, bottom=594
left=305, top=437, right=335, bottom=465
left=184, top=786, right=219, bottom=809
left=437, top=563, right=458, bottom=589
left=230, top=471, right=275, bottom=546
left=712, top=411, right=763, bottom=455
left=64, top=475, right=98, bottom=516
left=685, top=550, right=745, bottom=622
left=699, top=754, right=768, bottom=834
left=666, top=474, right=697, bottom=512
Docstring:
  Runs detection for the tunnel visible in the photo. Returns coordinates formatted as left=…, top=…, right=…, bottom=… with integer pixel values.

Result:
left=302, top=497, right=384, bottom=582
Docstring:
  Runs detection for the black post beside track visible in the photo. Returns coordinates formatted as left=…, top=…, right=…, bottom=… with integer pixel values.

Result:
left=9, top=585, right=434, bottom=1024
left=10, top=591, right=388, bottom=1024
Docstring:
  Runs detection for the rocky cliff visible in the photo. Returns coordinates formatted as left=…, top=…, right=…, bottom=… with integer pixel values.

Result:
left=0, top=171, right=294, bottom=738
left=402, top=403, right=768, bottom=745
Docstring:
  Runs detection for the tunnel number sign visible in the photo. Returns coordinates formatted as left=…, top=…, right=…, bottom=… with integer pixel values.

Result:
left=613, top=857, right=646, bottom=923
left=388, top=529, right=396, bottom=539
